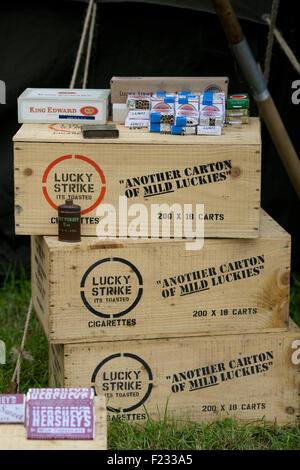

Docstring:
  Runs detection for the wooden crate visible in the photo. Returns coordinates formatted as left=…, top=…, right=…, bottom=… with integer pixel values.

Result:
left=32, top=210, right=291, bottom=344
left=0, top=396, right=106, bottom=450
left=49, top=323, right=300, bottom=425
left=14, top=118, right=261, bottom=238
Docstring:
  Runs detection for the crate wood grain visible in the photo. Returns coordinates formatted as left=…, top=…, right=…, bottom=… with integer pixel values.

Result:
left=31, top=210, right=290, bottom=344
left=49, top=322, right=300, bottom=425
left=0, top=396, right=106, bottom=450
left=14, top=118, right=261, bottom=238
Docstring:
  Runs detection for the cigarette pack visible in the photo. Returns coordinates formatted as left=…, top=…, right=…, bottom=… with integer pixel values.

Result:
left=18, top=88, right=110, bottom=124
left=226, top=108, right=249, bottom=117
left=226, top=115, right=250, bottom=125
left=227, top=93, right=250, bottom=109
left=150, top=112, right=174, bottom=124
left=175, top=93, right=199, bottom=121
left=150, top=93, right=175, bottom=113
left=171, top=125, right=197, bottom=135
left=127, top=109, right=150, bottom=120
left=125, top=116, right=149, bottom=128
left=197, top=125, right=222, bottom=135
left=112, top=103, right=127, bottom=122
left=174, top=115, right=199, bottom=126
left=149, top=122, right=171, bottom=133
left=0, top=394, right=25, bottom=423
left=199, top=91, right=225, bottom=127
left=126, top=94, right=151, bottom=110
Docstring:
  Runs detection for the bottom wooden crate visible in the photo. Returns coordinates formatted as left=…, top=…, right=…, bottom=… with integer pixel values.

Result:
left=49, top=322, right=300, bottom=425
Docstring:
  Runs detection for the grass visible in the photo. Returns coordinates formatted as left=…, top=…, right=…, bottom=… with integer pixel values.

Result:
left=0, top=264, right=300, bottom=450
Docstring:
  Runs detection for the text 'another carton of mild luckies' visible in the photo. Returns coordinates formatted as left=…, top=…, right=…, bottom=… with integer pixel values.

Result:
left=14, top=119, right=261, bottom=238
left=31, top=210, right=291, bottom=345
left=49, top=322, right=300, bottom=425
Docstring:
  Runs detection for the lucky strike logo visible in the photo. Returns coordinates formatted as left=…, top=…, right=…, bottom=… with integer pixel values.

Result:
left=42, top=154, right=106, bottom=214
left=91, top=353, right=153, bottom=413
left=80, top=257, right=143, bottom=318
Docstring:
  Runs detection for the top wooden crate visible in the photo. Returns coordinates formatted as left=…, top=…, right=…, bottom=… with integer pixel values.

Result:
left=13, top=119, right=261, bottom=238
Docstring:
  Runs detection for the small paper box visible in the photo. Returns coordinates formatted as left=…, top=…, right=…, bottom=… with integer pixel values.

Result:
left=0, top=394, right=25, bottom=423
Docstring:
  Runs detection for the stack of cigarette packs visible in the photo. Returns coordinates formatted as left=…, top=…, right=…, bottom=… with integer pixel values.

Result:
left=226, top=93, right=250, bottom=125
left=125, top=94, right=151, bottom=128
left=149, top=92, right=176, bottom=133
left=124, top=89, right=251, bottom=135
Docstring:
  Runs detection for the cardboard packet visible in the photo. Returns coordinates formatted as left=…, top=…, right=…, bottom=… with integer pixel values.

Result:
left=227, top=93, right=249, bottom=109
left=197, top=125, right=222, bottom=135
left=171, top=125, right=197, bottom=135
left=0, top=394, right=25, bottom=423
left=126, top=94, right=151, bottom=110
left=149, top=122, right=171, bottom=133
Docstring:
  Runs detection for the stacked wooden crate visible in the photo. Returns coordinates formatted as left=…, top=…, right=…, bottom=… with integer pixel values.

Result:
left=13, top=118, right=300, bottom=425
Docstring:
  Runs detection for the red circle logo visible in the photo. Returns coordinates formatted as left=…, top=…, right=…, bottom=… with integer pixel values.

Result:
left=42, top=154, right=106, bottom=215
left=80, top=106, right=98, bottom=116
left=232, top=94, right=247, bottom=99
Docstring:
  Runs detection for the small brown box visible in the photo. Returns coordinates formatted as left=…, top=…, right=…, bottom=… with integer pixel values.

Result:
left=49, top=321, right=300, bottom=425
left=32, top=211, right=291, bottom=345
left=110, top=76, right=229, bottom=103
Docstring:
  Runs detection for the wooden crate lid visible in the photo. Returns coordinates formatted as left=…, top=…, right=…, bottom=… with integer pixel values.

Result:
left=13, top=118, right=261, bottom=146
left=43, top=209, right=290, bottom=251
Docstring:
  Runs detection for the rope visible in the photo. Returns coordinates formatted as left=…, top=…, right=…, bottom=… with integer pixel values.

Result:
left=8, top=298, right=33, bottom=392
left=82, top=2, right=97, bottom=89
left=263, top=13, right=300, bottom=76
left=7, top=1, right=98, bottom=395
left=263, top=0, right=280, bottom=85
left=69, top=0, right=95, bottom=88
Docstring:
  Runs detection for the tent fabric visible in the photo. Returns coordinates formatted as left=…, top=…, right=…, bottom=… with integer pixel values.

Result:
left=70, top=0, right=274, bottom=24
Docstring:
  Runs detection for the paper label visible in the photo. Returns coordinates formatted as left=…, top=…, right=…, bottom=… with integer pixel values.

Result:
left=26, top=403, right=95, bottom=439
left=0, top=394, right=25, bottom=423
left=20, top=100, right=104, bottom=122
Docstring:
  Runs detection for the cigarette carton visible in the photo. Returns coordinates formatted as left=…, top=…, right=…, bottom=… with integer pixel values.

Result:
left=227, top=93, right=250, bottom=109
left=199, top=91, right=225, bottom=127
left=18, top=88, right=110, bottom=124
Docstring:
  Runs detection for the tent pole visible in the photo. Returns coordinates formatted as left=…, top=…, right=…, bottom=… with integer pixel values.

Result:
left=211, top=0, right=300, bottom=199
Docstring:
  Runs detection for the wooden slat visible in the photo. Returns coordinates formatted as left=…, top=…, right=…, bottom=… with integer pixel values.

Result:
left=31, top=210, right=291, bottom=344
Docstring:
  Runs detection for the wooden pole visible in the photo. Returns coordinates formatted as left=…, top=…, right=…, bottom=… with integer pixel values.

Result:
left=211, top=0, right=300, bottom=199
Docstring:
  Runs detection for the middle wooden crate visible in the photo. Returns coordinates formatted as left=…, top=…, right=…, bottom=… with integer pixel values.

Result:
left=31, top=210, right=291, bottom=344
